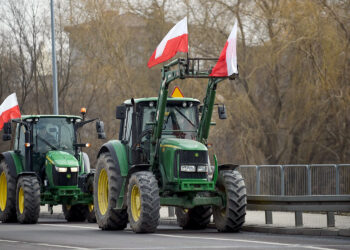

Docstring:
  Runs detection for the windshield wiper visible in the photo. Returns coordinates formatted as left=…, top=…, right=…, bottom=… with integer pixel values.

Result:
left=174, top=107, right=196, bottom=129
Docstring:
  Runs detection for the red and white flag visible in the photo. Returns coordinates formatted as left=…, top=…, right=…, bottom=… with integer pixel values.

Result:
left=148, top=17, right=188, bottom=68
left=0, top=93, right=21, bottom=130
left=210, top=21, right=238, bottom=77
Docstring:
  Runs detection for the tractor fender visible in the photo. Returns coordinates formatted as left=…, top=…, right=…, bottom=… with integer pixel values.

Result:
left=97, top=140, right=129, bottom=177
left=17, top=171, right=38, bottom=179
left=218, top=164, right=239, bottom=171
left=82, top=152, right=90, bottom=174
left=0, top=151, right=21, bottom=178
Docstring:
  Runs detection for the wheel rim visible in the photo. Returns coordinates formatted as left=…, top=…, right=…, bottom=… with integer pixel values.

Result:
left=88, top=203, right=94, bottom=213
left=0, top=172, right=7, bottom=211
left=98, top=169, right=108, bottom=215
left=131, top=185, right=141, bottom=222
left=18, top=187, right=24, bottom=214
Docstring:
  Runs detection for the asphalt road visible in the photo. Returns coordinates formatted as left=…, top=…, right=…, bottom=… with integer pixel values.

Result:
left=0, top=218, right=349, bottom=250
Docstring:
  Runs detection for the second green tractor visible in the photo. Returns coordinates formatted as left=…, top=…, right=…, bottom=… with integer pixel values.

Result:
left=94, top=58, right=247, bottom=233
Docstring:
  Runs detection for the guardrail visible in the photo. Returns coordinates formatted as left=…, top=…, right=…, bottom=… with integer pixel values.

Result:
left=238, top=164, right=350, bottom=227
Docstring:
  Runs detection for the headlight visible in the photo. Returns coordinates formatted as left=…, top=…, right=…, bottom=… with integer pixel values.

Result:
left=55, top=166, right=67, bottom=173
left=197, top=165, right=208, bottom=172
left=70, top=167, right=78, bottom=172
left=181, top=165, right=196, bottom=172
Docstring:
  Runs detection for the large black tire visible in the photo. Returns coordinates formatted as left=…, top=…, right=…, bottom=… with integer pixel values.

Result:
left=86, top=174, right=96, bottom=223
left=63, top=204, right=88, bottom=222
left=127, top=171, right=160, bottom=233
left=0, top=160, right=17, bottom=223
left=175, top=206, right=212, bottom=229
left=94, top=153, right=128, bottom=230
left=16, top=175, right=40, bottom=224
left=213, top=170, right=246, bottom=232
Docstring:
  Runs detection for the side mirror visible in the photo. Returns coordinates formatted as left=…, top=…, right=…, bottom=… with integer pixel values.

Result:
left=2, top=122, right=12, bottom=141
left=218, top=104, right=227, bottom=120
left=96, top=121, right=106, bottom=139
left=116, top=105, right=126, bottom=120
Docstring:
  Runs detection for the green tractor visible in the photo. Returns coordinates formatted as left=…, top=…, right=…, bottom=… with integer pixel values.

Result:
left=0, top=110, right=106, bottom=224
left=94, top=58, right=247, bottom=233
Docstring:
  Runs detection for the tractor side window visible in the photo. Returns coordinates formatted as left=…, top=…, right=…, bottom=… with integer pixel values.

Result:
left=17, top=125, right=26, bottom=155
left=123, top=107, right=132, bottom=144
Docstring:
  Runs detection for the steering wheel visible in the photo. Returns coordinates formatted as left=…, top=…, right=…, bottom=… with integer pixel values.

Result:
left=37, top=135, right=58, bottom=150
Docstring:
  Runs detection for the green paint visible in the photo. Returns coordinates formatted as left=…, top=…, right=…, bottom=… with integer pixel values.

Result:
left=108, top=140, right=129, bottom=177
left=46, top=151, right=79, bottom=168
left=9, top=151, right=24, bottom=174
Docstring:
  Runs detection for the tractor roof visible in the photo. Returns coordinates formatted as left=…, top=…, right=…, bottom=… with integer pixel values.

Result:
left=123, top=97, right=200, bottom=105
left=21, top=114, right=81, bottom=120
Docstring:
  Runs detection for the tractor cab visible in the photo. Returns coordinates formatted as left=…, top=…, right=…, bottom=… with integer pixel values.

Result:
left=15, top=116, right=78, bottom=175
left=117, top=97, right=200, bottom=165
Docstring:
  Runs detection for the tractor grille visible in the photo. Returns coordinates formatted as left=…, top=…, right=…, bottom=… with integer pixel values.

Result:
left=174, top=150, right=208, bottom=179
left=52, top=167, right=78, bottom=186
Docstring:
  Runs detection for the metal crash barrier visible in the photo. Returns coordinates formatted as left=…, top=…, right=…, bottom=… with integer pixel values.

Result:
left=238, top=164, right=350, bottom=227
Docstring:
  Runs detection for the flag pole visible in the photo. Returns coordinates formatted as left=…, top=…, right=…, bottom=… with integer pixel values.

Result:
left=50, top=0, right=59, bottom=115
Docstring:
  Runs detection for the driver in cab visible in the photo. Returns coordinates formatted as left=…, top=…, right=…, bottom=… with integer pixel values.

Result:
left=37, top=124, right=57, bottom=152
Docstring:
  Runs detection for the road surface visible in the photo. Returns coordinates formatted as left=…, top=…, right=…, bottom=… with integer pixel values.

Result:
left=0, top=218, right=349, bottom=250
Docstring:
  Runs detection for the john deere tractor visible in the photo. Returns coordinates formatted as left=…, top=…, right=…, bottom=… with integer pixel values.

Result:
left=0, top=110, right=106, bottom=224
left=94, top=57, right=246, bottom=233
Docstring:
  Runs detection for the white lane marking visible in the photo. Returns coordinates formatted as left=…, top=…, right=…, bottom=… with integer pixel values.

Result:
left=0, top=239, right=21, bottom=243
left=95, top=247, right=275, bottom=250
left=41, top=224, right=98, bottom=230
left=153, top=234, right=337, bottom=250
left=0, top=239, right=89, bottom=250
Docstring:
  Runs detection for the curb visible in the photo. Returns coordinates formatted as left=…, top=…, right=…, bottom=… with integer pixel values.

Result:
left=40, top=213, right=349, bottom=237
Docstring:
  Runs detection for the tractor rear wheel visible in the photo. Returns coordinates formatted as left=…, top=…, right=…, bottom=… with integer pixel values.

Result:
left=213, top=170, right=246, bottom=232
left=16, top=175, right=40, bottom=224
left=94, top=153, right=128, bottom=230
left=175, top=206, right=212, bottom=229
left=0, top=160, right=17, bottom=223
left=63, top=204, right=88, bottom=222
left=127, top=171, right=160, bottom=233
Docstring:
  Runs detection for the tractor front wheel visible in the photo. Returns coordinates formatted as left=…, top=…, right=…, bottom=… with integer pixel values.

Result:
left=94, top=153, right=128, bottom=230
left=16, top=175, right=40, bottom=224
left=0, top=160, right=17, bottom=223
left=127, top=171, right=160, bottom=233
left=212, top=170, right=246, bottom=232
left=175, top=206, right=212, bottom=229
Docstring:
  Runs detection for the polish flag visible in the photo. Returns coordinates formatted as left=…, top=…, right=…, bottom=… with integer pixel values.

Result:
left=148, top=17, right=188, bottom=68
left=0, top=93, right=21, bottom=130
left=210, top=21, right=238, bottom=77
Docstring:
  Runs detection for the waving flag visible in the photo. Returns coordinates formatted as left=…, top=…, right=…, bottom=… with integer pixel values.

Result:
left=210, top=21, right=238, bottom=77
left=148, top=17, right=188, bottom=68
left=0, top=93, right=21, bottom=130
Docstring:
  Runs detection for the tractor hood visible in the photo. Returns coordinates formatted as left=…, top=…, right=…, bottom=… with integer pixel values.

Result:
left=46, top=151, right=79, bottom=168
left=159, top=138, right=207, bottom=151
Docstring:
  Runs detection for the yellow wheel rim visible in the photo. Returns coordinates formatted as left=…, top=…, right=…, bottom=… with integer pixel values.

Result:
left=18, top=187, right=24, bottom=214
left=0, top=172, right=7, bottom=211
left=88, top=203, right=94, bottom=213
left=131, top=185, right=141, bottom=222
left=98, top=169, right=108, bottom=215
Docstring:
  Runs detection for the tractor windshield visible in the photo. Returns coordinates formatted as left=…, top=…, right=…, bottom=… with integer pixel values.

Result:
left=142, top=102, right=198, bottom=140
left=34, top=117, right=75, bottom=154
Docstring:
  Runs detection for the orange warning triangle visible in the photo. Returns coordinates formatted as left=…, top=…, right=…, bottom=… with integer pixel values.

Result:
left=171, top=86, right=184, bottom=98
